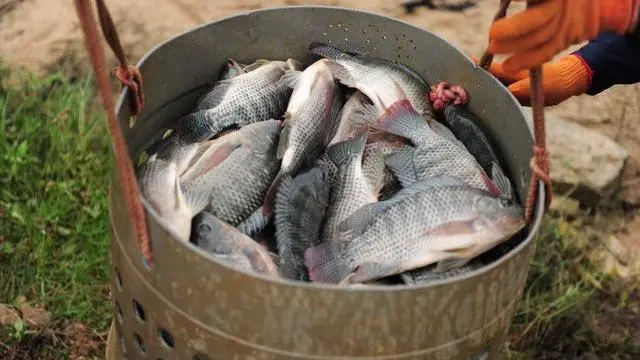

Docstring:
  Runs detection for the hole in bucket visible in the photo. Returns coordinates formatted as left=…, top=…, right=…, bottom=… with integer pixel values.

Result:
left=115, top=270, right=123, bottom=291
left=129, top=116, right=136, bottom=129
left=116, top=301, right=124, bottom=324
left=133, top=300, right=146, bottom=322
left=193, top=354, right=211, bottom=360
left=158, top=328, right=175, bottom=349
left=133, top=332, right=146, bottom=355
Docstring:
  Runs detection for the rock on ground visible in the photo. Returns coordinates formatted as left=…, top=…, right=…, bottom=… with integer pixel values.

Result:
left=549, top=114, right=629, bottom=206
left=527, top=110, right=629, bottom=206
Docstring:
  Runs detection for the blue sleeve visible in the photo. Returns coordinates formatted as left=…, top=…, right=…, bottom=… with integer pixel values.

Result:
left=572, top=27, right=640, bottom=95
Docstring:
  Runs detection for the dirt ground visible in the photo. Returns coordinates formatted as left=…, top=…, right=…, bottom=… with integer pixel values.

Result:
left=1, top=0, right=639, bottom=246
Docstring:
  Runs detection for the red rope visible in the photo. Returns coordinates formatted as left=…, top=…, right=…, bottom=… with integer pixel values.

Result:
left=95, top=0, right=145, bottom=115
left=477, top=0, right=553, bottom=224
left=428, top=81, right=469, bottom=111
left=73, top=0, right=152, bottom=264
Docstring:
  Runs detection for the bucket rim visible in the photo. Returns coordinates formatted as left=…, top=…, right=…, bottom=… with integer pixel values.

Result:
left=115, top=5, right=546, bottom=292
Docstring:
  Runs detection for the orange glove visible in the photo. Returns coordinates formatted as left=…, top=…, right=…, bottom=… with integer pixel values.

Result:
left=485, top=55, right=592, bottom=106
left=488, top=0, right=640, bottom=74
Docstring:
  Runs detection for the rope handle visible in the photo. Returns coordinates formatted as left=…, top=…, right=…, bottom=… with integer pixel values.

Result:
left=479, top=0, right=553, bottom=224
left=73, top=0, right=153, bottom=265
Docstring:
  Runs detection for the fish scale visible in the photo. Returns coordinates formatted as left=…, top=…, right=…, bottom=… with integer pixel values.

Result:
left=150, top=60, right=300, bottom=177
left=321, top=131, right=380, bottom=246
left=179, top=120, right=282, bottom=227
left=306, top=176, right=524, bottom=284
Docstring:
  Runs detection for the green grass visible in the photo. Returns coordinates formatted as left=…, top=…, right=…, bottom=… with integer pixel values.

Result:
left=0, top=64, right=112, bottom=332
left=0, top=64, right=638, bottom=359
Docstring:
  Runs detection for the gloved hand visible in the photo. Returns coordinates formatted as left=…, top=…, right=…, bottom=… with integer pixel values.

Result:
left=488, top=0, right=640, bottom=74
left=483, top=55, right=591, bottom=106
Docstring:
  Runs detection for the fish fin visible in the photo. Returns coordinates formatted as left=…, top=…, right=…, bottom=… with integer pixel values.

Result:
left=369, top=99, right=428, bottom=141
left=309, top=42, right=351, bottom=60
left=241, top=246, right=278, bottom=276
left=491, top=162, right=514, bottom=200
left=348, top=102, right=381, bottom=128
left=276, top=120, right=292, bottom=160
left=286, top=58, right=305, bottom=71
left=343, top=261, right=405, bottom=284
left=236, top=206, right=270, bottom=236
left=304, top=243, right=343, bottom=283
left=274, top=174, right=298, bottom=251
left=362, top=146, right=386, bottom=196
left=384, top=147, right=419, bottom=187
left=196, top=78, right=233, bottom=110
left=326, top=127, right=368, bottom=167
left=180, top=141, right=238, bottom=184
left=262, top=170, right=287, bottom=219
left=435, top=257, right=472, bottom=273
left=281, top=69, right=303, bottom=89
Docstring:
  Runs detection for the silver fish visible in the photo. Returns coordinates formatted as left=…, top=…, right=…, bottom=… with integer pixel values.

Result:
left=368, top=100, right=501, bottom=195
left=309, top=42, right=432, bottom=117
left=274, top=162, right=330, bottom=281
left=321, top=129, right=383, bottom=247
left=180, top=120, right=282, bottom=229
left=191, top=212, right=279, bottom=277
left=262, top=59, right=343, bottom=216
left=152, top=59, right=302, bottom=177
left=304, top=175, right=525, bottom=284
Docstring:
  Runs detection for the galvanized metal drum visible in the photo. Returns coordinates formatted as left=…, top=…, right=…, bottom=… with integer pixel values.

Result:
left=107, top=5, right=545, bottom=360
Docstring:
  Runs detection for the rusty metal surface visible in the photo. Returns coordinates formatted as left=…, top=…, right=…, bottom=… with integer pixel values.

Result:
left=108, top=5, right=546, bottom=360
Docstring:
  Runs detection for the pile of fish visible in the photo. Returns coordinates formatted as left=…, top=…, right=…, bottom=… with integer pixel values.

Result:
left=137, top=42, right=526, bottom=286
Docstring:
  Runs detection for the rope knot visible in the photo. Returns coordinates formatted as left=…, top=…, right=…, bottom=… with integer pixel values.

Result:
left=525, top=145, right=553, bottom=223
left=428, top=81, right=469, bottom=111
left=114, top=65, right=145, bottom=116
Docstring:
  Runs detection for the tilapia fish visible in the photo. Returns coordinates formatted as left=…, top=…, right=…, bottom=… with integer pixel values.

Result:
left=309, top=42, right=432, bottom=117
left=305, top=175, right=525, bottom=284
left=191, top=212, right=279, bottom=277
left=274, top=162, right=330, bottom=281
left=263, top=58, right=343, bottom=216
left=151, top=59, right=302, bottom=177
left=321, top=129, right=384, bottom=247
left=180, top=119, right=282, bottom=228
left=442, top=104, right=515, bottom=201
left=140, top=120, right=281, bottom=242
left=369, top=100, right=501, bottom=195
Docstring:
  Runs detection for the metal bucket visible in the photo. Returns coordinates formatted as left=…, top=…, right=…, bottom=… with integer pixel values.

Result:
left=107, top=5, right=545, bottom=360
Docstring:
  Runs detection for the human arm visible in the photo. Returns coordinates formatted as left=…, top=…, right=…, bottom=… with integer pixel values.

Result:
left=487, top=0, right=640, bottom=75
left=484, top=26, right=640, bottom=106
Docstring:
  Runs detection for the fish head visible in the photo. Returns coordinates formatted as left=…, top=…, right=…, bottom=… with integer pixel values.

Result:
left=471, top=194, right=526, bottom=243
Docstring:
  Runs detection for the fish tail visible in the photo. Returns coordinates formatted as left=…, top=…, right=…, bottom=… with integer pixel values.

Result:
left=262, top=169, right=287, bottom=219
left=304, top=243, right=343, bottom=283
left=326, top=127, right=368, bottom=167
left=370, top=99, right=428, bottom=140
left=491, top=162, right=515, bottom=202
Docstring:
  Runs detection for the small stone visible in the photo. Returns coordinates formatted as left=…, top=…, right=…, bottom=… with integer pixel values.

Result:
left=549, top=196, right=580, bottom=217
left=0, top=304, right=20, bottom=325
